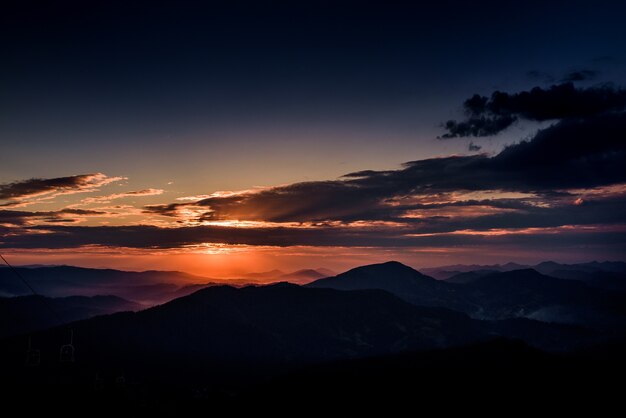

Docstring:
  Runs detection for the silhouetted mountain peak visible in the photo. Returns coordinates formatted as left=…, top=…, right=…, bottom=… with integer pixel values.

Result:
left=501, top=262, right=528, bottom=270
left=307, top=261, right=445, bottom=308
left=348, top=260, right=427, bottom=276
left=535, top=261, right=561, bottom=269
left=380, top=260, right=409, bottom=268
left=314, top=261, right=433, bottom=285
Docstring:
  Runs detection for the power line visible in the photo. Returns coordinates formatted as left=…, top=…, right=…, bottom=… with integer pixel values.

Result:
left=0, top=253, right=63, bottom=323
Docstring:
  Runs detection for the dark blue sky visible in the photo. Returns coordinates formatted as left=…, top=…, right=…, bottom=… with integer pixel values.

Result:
left=2, top=1, right=625, bottom=187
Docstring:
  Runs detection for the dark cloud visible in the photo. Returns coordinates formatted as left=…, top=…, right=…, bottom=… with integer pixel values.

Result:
left=561, top=69, right=599, bottom=82
left=468, top=142, right=482, bottom=152
left=0, top=173, right=123, bottom=203
left=408, top=196, right=626, bottom=235
left=441, top=115, right=516, bottom=138
left=144, top=111, right=626, bottom=224
left=144, top=203, right=193, bottom=217
left=527, top=69, right=598, bottom=84
left=491, top=112, right=626, bottom=189
left=440, top=83, right=626, bottom=137
left=526, top=70, right=555, bottom=83
left=2, top=193, right=625, bottom=249
left=2, top=82, right=626, bottom=254
left=0, top=209, right=107, bottom=225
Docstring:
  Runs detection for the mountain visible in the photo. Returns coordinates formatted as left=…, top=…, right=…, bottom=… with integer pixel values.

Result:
left=445, top=269, right=500, bottom=284
left=0, top=279, right=610, bottom=413
left=457, top=269, right=626, bottom=326
left=308, top=262, right=626, bottom=327
left=0, top=265, right=219, bottom=305
left=0, top=283, right=601, bottom=377
left=243, top=269, right=285, bottom=279
left=422, top=263, right=530, bottom=279
left=7, top=337, right=626, bottom=414
left=0, top=294, right=142, bottom=337
left=528, top=261, right=626, bottom=291
left=423, top=260, right=626, bottom=281
left=307, top=261, right=472, bottom=312
left=243, top=268, right=334, bottom=284
left=277, top=269, right=328, bottom=284
left=534, top=261, right=626, bottom=275
left=0, top=284, right=492, bottom=384
left=1, top=279, right=619, bottom=414
left=315, top=268, right=336, bottom=277
left=241, top=338, right=626, bottom=411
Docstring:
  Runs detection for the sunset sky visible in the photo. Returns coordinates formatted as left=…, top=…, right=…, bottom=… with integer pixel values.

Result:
left=2, top=1, right=626, bottom=276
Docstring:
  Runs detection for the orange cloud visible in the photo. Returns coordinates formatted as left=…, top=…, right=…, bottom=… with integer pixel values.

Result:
left=80, top=188, right=164, bottom=204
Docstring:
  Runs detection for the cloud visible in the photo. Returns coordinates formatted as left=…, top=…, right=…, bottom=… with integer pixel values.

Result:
left=0, top=208, right=108, bottom=225
left=527, top=69, right=598, bottom=84
left=526, top=70, right=555, bottom=83
left=440, top=83, right=626, bottom=137
left=142, top=111, right=626, bottom=225
left=2, top=199, right=625, bottom=249
left=491, top=112, right=626, bottom=189
left=468, top=142, right=482, bottom=152
left=441, top=115, right=516, bottom=138
left=561, top=69, right=599, bottom=82
left=2, top=84, right=625, bottom=256
left=81, top=188, right=163, bottom=204
left=0, top=173, right=126, bottom=206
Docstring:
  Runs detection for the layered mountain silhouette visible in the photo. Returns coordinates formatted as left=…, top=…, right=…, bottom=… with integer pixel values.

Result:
left=242, top=268, right=334, bottom=284
left=2, top=261, right=626, bottom=413
left=0, top=265, right=338, bottom=305
left=308, top=261, right=626, bottom=327
left=0, top=283, right=484, bottom=389
left=0, top=282, right=601, bottom=380
left=423, top=260, right=626, bottom=279
left=0, top=266, right=219, bottom=305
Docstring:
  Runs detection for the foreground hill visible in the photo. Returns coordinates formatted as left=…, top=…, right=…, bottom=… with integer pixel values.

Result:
left=0, top=295, right=142, bottom=337
left=1, top=282, right=601, bottom=386
left=1, top=279, right=619, bottom=415
left=25, top=284, right=484, bottom=367
left=5, top=337, right=626, bottom=416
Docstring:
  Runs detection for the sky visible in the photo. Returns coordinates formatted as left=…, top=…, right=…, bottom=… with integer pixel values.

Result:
left=1, top=1, right=626, bottom=276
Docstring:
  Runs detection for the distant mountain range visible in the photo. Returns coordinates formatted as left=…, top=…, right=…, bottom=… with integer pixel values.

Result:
left=308, top=261, right=626, bottom=327
left=0, top=265, right=220, bottom=305
left=433, top=261, right=626, bottom=292
left=422, top=261, right=626, bottom=280
left=0, top=265, right=337, bottom=304
left=242, top=268, right=335, bottom=284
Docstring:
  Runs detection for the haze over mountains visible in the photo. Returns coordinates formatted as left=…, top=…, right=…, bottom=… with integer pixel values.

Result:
left=0, top=265, right=337, bottom=338
left=2, top=261, right=625, bottom=332
left=0, top=265, right=335, bottom=300
left=309, top=261, right=626, bottom=327
left=242, top=268, right=335, bottom=284
left=423, top=261, right=626, bottom=280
